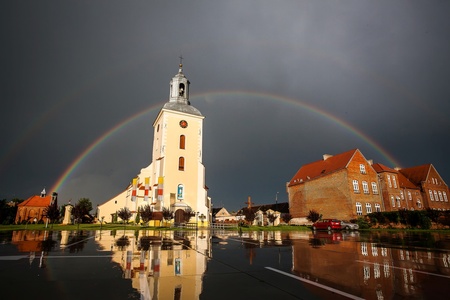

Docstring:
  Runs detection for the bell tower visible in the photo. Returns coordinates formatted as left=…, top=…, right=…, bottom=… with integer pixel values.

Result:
left=147, top=62, right=210, bottom=226
left=169, top=61, right=190, bottom=105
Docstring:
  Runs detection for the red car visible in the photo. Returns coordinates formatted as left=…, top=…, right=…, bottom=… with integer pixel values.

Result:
left=312, top=219, right=341, bottom=231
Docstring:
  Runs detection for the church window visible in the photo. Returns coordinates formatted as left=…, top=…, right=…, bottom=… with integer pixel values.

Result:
left=387, top=175, right=392, bottom=188
left=392, top=176, right=397, bottom=188
left=179, top=135, right=185, bottom=149
left=177, top=184, right=184, bottom=200
left=157, top=124, right=160, bottom=132
left=434, top=190, right=439, bottom=202
left=178, top=157, right=185, bottom=171
left=429, top=190, right=434, bottom=201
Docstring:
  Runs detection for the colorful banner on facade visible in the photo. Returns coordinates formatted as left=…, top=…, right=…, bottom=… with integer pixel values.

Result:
left=144, top=177, right=150, bottom=201
left=131, top=178, right=137, bottom=202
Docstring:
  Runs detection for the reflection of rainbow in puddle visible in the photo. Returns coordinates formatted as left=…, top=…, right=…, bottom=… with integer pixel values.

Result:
left=49, top=91, right=401, bottom=196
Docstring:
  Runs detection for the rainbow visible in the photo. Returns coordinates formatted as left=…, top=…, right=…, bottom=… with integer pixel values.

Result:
left=50, top=90, right=401, bottom=194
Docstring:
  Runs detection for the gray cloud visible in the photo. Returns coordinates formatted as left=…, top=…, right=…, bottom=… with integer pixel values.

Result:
left=1, top=1, right=449, bottom=211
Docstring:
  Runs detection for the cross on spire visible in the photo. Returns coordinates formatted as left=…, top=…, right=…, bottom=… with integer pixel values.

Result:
left=179, top=54, right=183, bottom=67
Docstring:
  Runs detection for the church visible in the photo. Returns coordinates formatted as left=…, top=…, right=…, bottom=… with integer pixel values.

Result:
left=98, top=63, right=211, bottom=225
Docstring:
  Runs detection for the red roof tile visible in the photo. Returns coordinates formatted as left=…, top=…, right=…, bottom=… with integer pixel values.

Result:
left=288, top=149, right=358, bottom=186
left=397, top=171, right=419, bottom=189
left=372, top=163, right=397, bottom=173
left=18, top=195, right=52, bottom=207
left=398, top=164, right=431, bottom=185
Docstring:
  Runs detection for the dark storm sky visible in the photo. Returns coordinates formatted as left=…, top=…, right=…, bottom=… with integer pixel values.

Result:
left=2, top=1, right=449, bottom=211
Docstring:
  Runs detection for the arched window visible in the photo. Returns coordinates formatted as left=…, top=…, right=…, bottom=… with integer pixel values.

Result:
left=179, top=135, right=185, bottom=149
left=178, top=157, right=185, bottom=171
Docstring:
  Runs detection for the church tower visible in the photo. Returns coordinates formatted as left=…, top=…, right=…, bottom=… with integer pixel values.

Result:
left=148, top=62, right=210, bottom=224
left=98, top=63, right=210, bottom=226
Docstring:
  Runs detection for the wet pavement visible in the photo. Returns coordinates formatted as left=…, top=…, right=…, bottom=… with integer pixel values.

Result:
left=1, top=229, right=450, bottom=299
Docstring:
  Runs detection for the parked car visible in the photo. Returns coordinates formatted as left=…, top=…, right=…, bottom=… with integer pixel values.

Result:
left=340, top=221, right=359, bottom=230
left=312, top=219, right=341, bottom=231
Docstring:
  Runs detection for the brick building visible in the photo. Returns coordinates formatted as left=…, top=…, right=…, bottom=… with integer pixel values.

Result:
left=372, top=163, right=424, bottom=211
left=287, top=149, right=383, bottom=222
left=398, top=164, right=449, bottom=210
left=14, top=189, right=57, bottom=224
left=288, top=149, right=449, bottom=223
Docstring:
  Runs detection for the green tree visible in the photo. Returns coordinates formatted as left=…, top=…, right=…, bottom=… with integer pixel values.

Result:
left=307, top=210, right=321, bottom=223
left=162, top=207, right=174, bottom=223
left=267, top=212, right=277, bottom=226
left=242, top=208, right=256, bottom=225
left=140, top=205, right=153, bottom=225
left=282, top=213, right=293, bottom=224
left=43, top=202, right=60, bottom=228
left=77, top=198, right=93, bottom=214
left=117, top=207, right=132, bottom=224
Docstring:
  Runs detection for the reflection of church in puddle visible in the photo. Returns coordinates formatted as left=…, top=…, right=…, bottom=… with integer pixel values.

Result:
left=95, top=230, right=210, bottom=299
left=290, top=232, right=450, bottom=300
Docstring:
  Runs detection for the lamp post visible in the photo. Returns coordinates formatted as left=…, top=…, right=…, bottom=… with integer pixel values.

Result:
left=196, top=212, right=199, bottom=230
left=275, top=192, right=279, bottom=226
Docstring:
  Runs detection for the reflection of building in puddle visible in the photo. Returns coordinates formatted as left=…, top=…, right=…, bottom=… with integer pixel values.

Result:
left=11, top=230, right=57, bottom=268
left=292, top=232, right=450, bottom=299
left=95, top=229, right=211, bottom=299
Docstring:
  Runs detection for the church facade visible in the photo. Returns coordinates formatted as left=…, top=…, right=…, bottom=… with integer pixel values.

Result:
left=98, top=64, right=211, bottom=225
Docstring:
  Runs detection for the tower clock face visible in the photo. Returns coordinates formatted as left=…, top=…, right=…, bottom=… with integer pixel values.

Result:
left=179, top=120, right=188, bottom=128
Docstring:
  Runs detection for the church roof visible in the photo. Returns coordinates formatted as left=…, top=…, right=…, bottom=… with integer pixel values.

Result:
left=18, top=195, right=52, bottom=207
left=162, top=102, right=203, bottom=116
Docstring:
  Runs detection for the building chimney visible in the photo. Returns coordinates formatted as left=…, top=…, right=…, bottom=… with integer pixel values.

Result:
left=323, top=154, right=333, bottom=160
left=368, top=159, right=373, bottom=165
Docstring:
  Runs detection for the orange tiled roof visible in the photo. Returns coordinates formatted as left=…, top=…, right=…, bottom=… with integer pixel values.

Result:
left=288, top=149, right=359, bottom=186
left=397, top=171, right=419, bottom=189
left=372, top=163, right=397, bottom=173
left=18, top=195, right=52, bottom=207
left=398, top=164, right=431, bottom=186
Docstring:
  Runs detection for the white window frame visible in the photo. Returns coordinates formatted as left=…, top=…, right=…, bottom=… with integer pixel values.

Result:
left=408, top=191, right=412, bottom=201
left=391, top=195, right=395, bottom=208
left=439, top=191, right=443, bottom=201
left=366, top=203, right=372, bottom=213
left=429, top=190, right=434, bottom=201
left=375, top=203, right=381, bottom=212
left=396, top=197, right=401, bottom=208
left=362, top=181, right=369, bottom=194
left=444, top=192, right=448, bottom=202
left=353, top=180, right=360, bottom=193
left=434, top=190, right=439, bottom=202
left=360, top=164, right=366, bottom=174
left=356, top=202, right=362, bottom=216
left=371, top=182, right=378, bottom=194
left=387, top=175, right=392, bottom=188
left=392, top=176, right=397, bottom=188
